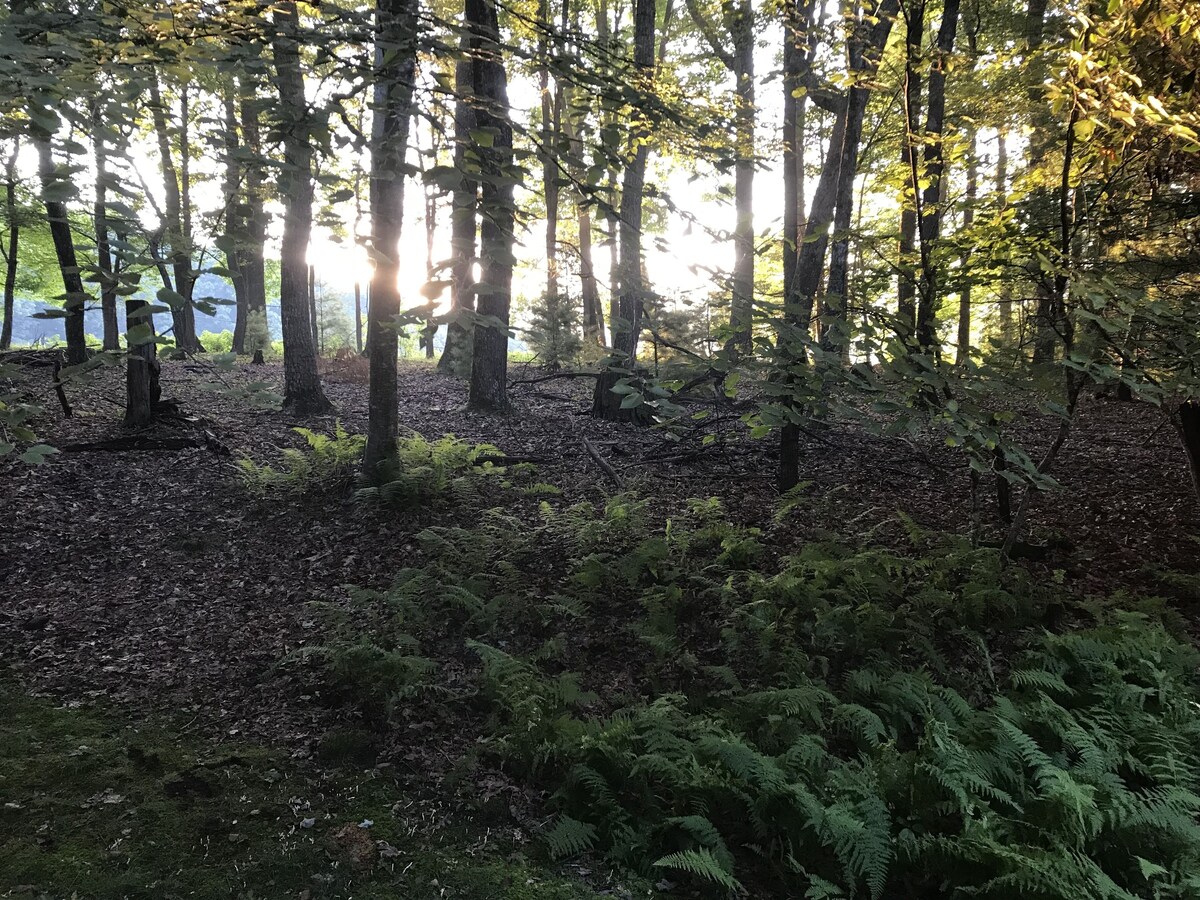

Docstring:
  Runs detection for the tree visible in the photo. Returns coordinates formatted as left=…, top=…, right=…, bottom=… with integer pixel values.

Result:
left=685, top=0, right=756, bottom=353
left=364, top=0, right=419, bottom=477
left=438, top=31, right=479, bottom=375
left=591, top=0, right=656, bottom=421
left=148, top=73, right=203, bottom=354
left=270, top=0, right=332, bottom=415
left=1, top=135, right=19, bottom=350
left=465, top=0, right=517, bottom=413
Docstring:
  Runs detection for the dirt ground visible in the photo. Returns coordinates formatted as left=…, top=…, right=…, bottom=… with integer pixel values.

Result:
left=2, top=356, right=1197, bottom=755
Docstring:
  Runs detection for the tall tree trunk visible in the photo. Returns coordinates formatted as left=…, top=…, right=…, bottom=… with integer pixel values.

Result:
left=437, top=31, right=478, bottom=374
left=466, top=0, right=516, bottom=412
left=778, top=0, right=899, bottom=490
left=686, top=0, right=754, bottom=352
left=124, top=222, right=160, bottom=424
left=271, top=1, right=332, bottom=414
left=354, top=281, right=363, bottom=352
left=222, top=87, right=250, bottom=354
left=592, top=0, right=656, bottom=420
left=729, top=0, right=754, bottom=353
left=914, top=0, right=961, bottom=352
left=782, top=0, right=816, bottom=330
left=364, top=0, right=418, bottom=476
left=239, top=83, right=268, bottom=325
left=956, top=127, right=977, bottom=365
left=92, top=104, right=120, bottom=351
left=560, top=80, right=603, bottom=343
left=897, top=0, right=923, bottom=335
left=538, top=0, right=561, bottom=301
left=2, top=138, right=20, bottom=350
left=824, top=0, right=891, bottom=359
left=35, top=138, right=87, bottom=365
left=308, top=263, right=319, bottom=350
left=148, top=74, right=202, bottom=353
left=995, top=128, right=1012, bottom=341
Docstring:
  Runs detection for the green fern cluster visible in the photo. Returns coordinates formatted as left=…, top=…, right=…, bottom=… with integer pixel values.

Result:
left=237, top=427, right=509, bottom=508
left=355, top=433, right=510, bottom=508
left=237, top=422, right=365, bottom=495
left=307, top=492, right=1200, bottom=898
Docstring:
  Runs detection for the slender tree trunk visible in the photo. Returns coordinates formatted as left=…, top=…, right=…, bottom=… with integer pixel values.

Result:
left=35, top=139, right=87, bottom=365
left=729, top=0, right=754, bottom=353
left=308, top=263, right=319, bottom=350
left=354, top=281, right=364, bottom=352
left=222, top=88, right=250, bottom=354
left=778, top=0, right=899, bottom=490
left=956, top=127, right=977, bottom=365
left=897, top=0, right=923, bottom=334
left=124, top=227, right=160, bottom=425
left=437, top=32, right=478, bottom=374
left=239, top=83, right=268, bottom=324
left=364, top=0, right=418, bottom=476
left=271, top=1, right=331, bottom=414
left=2, top=139, right=20, bottom=350
left=148, top=74, right=201, bottom=352
left=913, top=0, right=961, bottom=352
left=560, top=81, right=603, bottom=343
left=592, top=0, right=656, bottom=420
left=91, top=105, right=120, bottom=351
left=995, top=129, right=1012, bottom=341
left=538, top=0, right=561, bottom=301
left=466, top=0, right=516, bottom=413
left=782, top=0, right=815, bottom=331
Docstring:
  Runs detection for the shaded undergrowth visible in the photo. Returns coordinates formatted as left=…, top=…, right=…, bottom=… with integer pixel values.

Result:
left=0, top=684, right=629, bottom=900
left=304, top=495, right=1200, bottom=899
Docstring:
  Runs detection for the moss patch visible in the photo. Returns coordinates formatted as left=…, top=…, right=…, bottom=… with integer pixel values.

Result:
left=0, top=685, right=630, bottom=899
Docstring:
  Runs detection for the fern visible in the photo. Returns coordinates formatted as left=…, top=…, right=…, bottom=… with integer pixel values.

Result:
left=653, top=847, right=740, bottom=891
left=543, top=815, right=597, bottom=859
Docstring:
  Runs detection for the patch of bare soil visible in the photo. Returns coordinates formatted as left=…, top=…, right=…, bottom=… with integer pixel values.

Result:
left=1, top=357, right=1197, bottom=758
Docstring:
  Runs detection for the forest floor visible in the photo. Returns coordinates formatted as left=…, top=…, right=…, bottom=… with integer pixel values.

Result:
left=2, top=354, right=1199, bottom=897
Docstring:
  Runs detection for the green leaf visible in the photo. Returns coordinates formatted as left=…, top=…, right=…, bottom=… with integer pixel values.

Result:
left=18, top=444, right=59, bottom=465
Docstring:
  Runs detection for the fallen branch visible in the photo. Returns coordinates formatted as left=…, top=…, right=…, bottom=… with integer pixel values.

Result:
left=473, top=453, right=551, bottom=466
left=52, top=355, right=72, bottom=418
left=509, top=371, right=599, bottom=387
left=62, top=430, right=230, bottom=456
left=581, top=436, right=623, bottom=488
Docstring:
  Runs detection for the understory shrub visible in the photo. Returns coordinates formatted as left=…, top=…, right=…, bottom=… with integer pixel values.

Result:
left=238, top=427, right=508, bottom=505
left=310, top=495, right=1200, bottom=899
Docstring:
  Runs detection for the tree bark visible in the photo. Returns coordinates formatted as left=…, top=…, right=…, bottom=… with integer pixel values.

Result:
left=91, top=104, right=120, bottom=351
left=222, top=86, right=250, bottom=354
left=685, top=0, right=755, bottom=353
left=956, top=127, right=977, bottom=366
left=363, top=0, right=418, bottom=477
left=778, top=0, right=899, bottom=490
left=239, top=82, right=268, bottom=325
left=148, top=74, right=202, bottom=353
left=914, top=0, right=961, bottom=352
left=271, top=1, right=332, bottom=414
left=437, top=31, right=478, bottom=374
left=35, top=138, right=88, bottom=365
left=995, top=128, right=1012, bottom=340
left=897, top=0, right=923, bottom=335
left=538, top=0, right=561, bottom=301
left=1, top=138, right=19, bottom=351
left=466, top=0, right=517, bottom=413
left=592, top=0, right=656, bottom=421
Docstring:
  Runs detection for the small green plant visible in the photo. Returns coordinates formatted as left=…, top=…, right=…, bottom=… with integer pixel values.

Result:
left=245, top=309, right=272, bottom=357
left=310, top=492, right=1200, bottom=898
left=237, top=421, right=365, bottom=495
left=525, top=293, right=583, bottom=370
left=355, top=433, right=508, bottom=508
